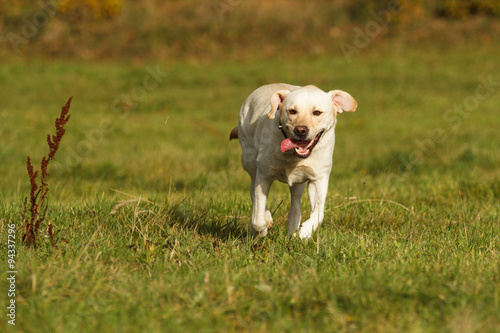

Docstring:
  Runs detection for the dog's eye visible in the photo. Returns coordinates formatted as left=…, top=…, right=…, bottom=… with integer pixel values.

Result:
left=288, top=109, right=297, bottom=115
left=312, top=110, right=323, bottom=116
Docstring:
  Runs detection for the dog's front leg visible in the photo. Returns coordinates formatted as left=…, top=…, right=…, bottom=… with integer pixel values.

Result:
left=249, top=172, right=273, bottom=237
left=297, top=178, right=329, bottom=239
left=287, top=183, right=306, bottom=239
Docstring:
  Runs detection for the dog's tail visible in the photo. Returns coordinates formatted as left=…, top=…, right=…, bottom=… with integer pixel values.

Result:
left=229, top=126, right=239, bottom=140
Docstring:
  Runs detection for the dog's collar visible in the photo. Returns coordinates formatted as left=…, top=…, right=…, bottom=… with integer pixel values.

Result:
left=277, top=106, right=288, bottom=139
left=278, top=119, right=288, bottom=139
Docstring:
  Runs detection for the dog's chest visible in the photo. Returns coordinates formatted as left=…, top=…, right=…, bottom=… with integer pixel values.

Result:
left=285, top=164, right=316, bottom=185
left=267, top=157, right=318, bottom=186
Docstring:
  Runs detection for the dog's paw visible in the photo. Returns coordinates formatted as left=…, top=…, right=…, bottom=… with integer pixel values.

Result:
left=287, top=226, right=312, bottom=240
left=249, top=223, right=268, bottom=238
left=297, top=225, right=313, bottom=239
left=264, top=210, right=273, bottom=229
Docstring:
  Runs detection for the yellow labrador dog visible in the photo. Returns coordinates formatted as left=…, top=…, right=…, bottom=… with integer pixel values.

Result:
left=230, top=84, right=357, bottom=239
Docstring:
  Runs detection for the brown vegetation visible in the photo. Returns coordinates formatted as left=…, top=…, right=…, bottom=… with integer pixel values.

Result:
left=22, top=97, right=72, bottom=248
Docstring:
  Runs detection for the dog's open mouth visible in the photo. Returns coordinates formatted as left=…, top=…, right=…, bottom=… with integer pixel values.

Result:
left=280, top=132, right=323, bottom=159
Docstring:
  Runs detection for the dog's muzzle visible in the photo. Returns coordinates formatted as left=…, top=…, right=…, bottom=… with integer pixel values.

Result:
left=280, top=131, right=324, bottom=159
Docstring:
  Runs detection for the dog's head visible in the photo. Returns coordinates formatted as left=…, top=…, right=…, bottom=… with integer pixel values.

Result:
left=267, top=85, right=357, bottom=159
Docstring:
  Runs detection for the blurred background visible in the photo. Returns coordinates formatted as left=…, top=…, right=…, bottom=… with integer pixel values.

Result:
left=1, top=0, right=499, bottom=62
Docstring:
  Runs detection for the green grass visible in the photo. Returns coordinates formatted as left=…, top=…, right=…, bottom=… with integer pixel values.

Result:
left=1, top=43, right=499, bottom=332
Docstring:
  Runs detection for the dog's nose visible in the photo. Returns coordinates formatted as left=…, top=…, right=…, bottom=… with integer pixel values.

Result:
left=294, top=126, right=309, bottom=139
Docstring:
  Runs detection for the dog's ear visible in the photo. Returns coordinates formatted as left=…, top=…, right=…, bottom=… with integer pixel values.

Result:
left=328, top=90, right=357, bottom=113
left=268, top=90, right=290, bottom=119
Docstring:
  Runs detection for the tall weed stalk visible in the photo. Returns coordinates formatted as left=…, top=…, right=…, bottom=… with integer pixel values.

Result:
left=22, top=97, right=72, bottom=248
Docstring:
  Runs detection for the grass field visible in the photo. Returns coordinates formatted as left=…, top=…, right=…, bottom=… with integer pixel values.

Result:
left=1, top=43, right=500, bottom=332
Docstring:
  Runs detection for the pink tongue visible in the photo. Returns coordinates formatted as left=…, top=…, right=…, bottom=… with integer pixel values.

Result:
left=281, top=138, right=309, bottom=153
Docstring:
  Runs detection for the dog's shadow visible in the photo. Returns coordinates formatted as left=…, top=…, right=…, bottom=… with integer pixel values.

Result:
left=167, top=205, right=250, bottom=241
